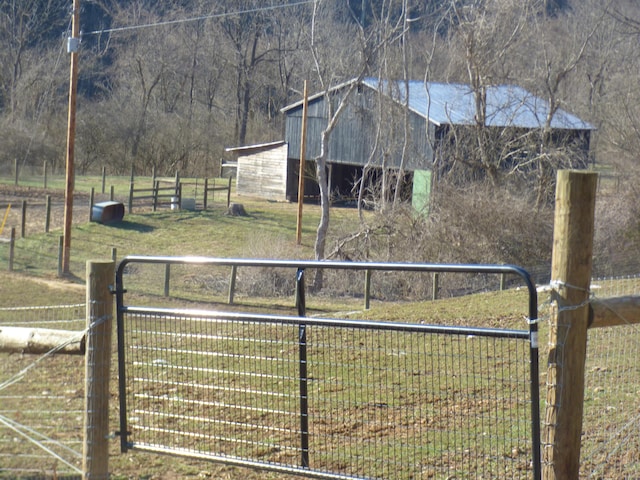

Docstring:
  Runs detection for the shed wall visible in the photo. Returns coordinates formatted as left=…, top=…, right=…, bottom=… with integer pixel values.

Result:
left=236, top=144, right=289, bottom=201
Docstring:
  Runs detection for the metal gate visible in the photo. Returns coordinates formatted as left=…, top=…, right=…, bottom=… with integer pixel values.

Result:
left=116, top=256, right=541, bottom=479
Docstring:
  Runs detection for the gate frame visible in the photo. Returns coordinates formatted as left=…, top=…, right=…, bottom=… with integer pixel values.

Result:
left=115, top=256, right=541, bottom=480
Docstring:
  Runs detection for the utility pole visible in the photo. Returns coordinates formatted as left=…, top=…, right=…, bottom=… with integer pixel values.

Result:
left=62, top=0, right=80, bottom=275
left=296, top=81, right=309, bottom=245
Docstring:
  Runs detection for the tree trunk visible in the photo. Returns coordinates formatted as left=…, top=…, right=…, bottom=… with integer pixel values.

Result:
left=313, top=130, right=331, bottom=290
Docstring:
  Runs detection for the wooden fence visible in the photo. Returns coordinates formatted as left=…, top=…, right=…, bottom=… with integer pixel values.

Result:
left=0, top=174, right=233, bottom=273
left=127, top=177, right=232, bottom=213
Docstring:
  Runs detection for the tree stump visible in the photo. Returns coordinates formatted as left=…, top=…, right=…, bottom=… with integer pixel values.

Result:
left=227, top=203, right=247, bottom=216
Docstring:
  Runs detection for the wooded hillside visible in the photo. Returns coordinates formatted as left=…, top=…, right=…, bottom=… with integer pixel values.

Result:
left=0, top=0, right=636, bottom=178
left=2, top=0, right=640, bottom=273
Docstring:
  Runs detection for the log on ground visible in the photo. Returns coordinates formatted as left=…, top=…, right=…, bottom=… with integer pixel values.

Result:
left=0, top=326, right=85, bottom=354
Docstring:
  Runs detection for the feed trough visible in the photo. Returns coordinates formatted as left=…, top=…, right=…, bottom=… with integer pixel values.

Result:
left=91, top=201, right=125, bottom=224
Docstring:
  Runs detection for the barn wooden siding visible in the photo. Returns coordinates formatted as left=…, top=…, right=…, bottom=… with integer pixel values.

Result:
left=236, top=143, right=289, bottom=201
left=285, top=89, right=433, bottom=171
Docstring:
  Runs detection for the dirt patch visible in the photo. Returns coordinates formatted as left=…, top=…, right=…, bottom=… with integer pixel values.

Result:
left=0, top=184, right=92, bottom=238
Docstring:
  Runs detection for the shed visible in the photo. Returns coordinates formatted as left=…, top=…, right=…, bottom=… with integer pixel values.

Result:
left=225, top=141, right=290, bottom=201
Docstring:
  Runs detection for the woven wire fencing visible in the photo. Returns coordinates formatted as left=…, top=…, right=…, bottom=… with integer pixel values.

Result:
left=119, top=308, right=537, bottom=479
left=0, top=304, right=85, bottom=479
left=580, top=275, right=640, bottom=478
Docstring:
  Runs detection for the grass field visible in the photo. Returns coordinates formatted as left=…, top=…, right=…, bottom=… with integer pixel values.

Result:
left=0, top=175, right=639, bottom=478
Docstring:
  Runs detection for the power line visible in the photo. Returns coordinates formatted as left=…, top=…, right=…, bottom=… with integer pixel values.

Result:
left=83, top=0, right=315, bottom=36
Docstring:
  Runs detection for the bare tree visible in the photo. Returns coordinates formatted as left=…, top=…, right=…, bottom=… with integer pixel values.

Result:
left=0, top=0, right=66, bottom=117
left=307, top=0, right=408, bottom=276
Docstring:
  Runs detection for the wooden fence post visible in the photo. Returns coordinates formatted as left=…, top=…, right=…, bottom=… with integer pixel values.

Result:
left=543, top=170, right=598, bottom=480
left=101, top=166, right=106, bottom=194
left=153, top=181, right=159, bottom=212
left=89, top=188, right=95, bottom=222
left=228, top=265, right=237, bottom=304
left=83, top=259, right=115, bottom=480
left=8, top=227, right=15, bottom=271
left=128, top=183, right=134, bottom=214
left=203, top=178, right=209, bottom=210
left=164, top=263, right=171, bottom=297
left=364, top=269, right=372, bottom=310
left=57, top=235, right=64, bottom=277
left=21, top=200, right=26, bottom=238
left=45, top=195, right=51, bottom=233
left=432, top=272, right=439, bottom=301
left=227, top=176, right=232, bottom=208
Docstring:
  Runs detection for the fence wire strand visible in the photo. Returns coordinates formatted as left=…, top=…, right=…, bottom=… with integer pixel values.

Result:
left=0, top=304, right=86, bottom=478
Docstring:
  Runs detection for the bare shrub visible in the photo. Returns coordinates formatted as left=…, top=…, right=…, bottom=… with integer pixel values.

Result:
left=593, top=175, right=640, bottom=277
left=237, top=233, right=298, bottom=298
left=327, top=182, right=555, bottom=299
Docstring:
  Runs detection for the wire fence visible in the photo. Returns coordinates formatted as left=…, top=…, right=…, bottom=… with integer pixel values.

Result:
left=3, top=272, right=640, bottom=478
left=580, top=275, right=640, bottom=478
left=0, top=304, right=85, bottom=479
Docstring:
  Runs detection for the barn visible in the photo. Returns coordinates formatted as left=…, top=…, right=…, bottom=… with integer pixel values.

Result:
left=232, top=77, right=594, bottom=209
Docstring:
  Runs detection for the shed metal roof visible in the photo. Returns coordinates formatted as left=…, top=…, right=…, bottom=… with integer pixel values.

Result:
left=225, top=140, right=286, bottom=153
left=363, top=78, right=594, bottom=130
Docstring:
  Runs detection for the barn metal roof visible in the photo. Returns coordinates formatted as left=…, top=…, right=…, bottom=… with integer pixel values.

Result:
left=282, top=78, right=594, bottom=131
left=362, top=78, right=594, bottom=130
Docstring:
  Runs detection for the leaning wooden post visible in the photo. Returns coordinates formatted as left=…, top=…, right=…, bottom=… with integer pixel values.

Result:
left=543, top=170, right=598, bottom=480
left=83, top=259, right=115, bottom=480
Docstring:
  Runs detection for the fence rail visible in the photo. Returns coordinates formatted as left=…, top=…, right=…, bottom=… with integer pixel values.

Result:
left=116, top=256, right=542, bottom=480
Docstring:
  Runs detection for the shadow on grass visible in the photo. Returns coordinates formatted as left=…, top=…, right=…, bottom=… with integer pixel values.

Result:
left=106, top=220, right=155, bottom=233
